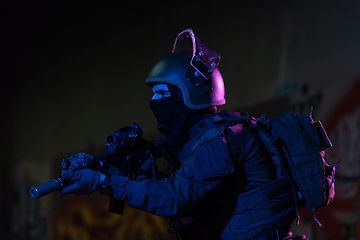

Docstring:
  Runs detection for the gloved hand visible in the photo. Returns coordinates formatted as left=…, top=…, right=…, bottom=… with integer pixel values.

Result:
left=135, top=159, right=152, bottom=181
left=60, top=169, right=102, bottom=195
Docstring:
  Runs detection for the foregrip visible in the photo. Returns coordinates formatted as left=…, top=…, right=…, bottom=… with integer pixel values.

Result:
left=30, top=178, right=63, bottom=199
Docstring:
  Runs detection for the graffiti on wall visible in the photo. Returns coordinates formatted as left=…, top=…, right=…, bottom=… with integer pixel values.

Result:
left=53, top=198, right=175, bottom=240
left=325, top=79, right=360, bottom=239
left=274, top=81, right=323, bottom=116
left=3, top=168, right=49, bottom=240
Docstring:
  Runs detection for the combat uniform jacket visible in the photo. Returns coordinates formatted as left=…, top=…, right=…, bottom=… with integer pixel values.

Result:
left=111, top=111, right=297, bottom=240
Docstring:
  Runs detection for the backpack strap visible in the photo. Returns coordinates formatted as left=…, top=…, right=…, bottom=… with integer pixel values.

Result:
left=197, top=113, right=224, bottom=130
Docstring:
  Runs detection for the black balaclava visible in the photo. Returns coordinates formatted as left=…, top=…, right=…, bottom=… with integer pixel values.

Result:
left=150, top=84, right=203, bottom=146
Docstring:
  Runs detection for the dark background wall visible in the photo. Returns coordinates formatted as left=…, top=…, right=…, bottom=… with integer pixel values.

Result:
left=1, top=1, right=360, bottom=239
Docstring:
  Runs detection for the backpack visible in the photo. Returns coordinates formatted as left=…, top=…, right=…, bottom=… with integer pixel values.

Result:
left=245, top=110, right=340, bottom=226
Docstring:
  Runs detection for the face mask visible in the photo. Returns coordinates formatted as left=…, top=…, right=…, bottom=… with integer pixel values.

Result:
left=150, top=84, right=205, bottom=150
left=150, top=84, right=189, bottom=134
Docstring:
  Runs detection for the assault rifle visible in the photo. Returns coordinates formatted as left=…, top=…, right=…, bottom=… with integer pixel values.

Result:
left=29, top=124, right=166, bottom=213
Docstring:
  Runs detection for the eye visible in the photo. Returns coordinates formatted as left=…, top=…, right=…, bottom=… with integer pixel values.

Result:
left=152, top=91, right=171, bottom=100
left=151, top=84, right=171, bottom=100
left=163, top=92, right=171, bottom=97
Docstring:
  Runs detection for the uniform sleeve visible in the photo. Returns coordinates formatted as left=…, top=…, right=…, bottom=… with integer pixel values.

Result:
left=111, top=169, right=217, bottom=218
left=110, top=131, right=235, bottom=219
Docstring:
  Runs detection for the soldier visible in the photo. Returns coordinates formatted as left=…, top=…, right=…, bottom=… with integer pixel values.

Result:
left=61, top=29, right=305, bottom=240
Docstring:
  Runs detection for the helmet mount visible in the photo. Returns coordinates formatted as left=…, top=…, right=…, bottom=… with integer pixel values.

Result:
left=172, top=28, right=221, bottom=80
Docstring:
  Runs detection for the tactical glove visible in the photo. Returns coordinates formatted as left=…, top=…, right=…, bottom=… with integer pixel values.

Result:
left=60, top=169, right=101, bottom=195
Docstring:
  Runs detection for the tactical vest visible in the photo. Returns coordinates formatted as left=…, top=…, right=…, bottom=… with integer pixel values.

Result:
left=177, top=111, right=297, bottom=240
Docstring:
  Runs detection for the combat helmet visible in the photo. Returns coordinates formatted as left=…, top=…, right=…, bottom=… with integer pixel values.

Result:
left=145, top=29, right=226, bottom=110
